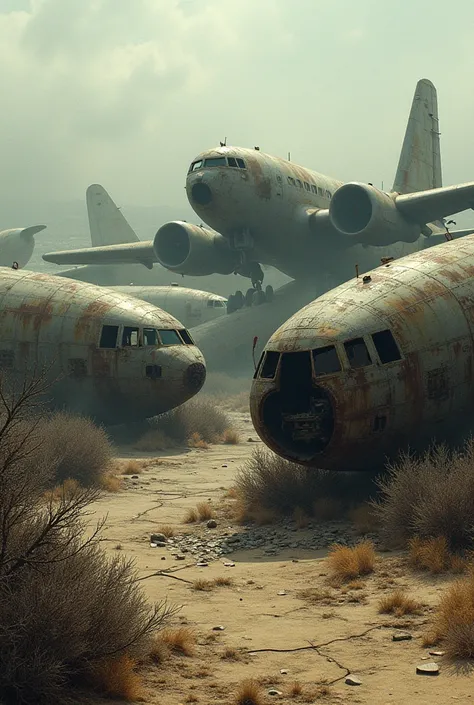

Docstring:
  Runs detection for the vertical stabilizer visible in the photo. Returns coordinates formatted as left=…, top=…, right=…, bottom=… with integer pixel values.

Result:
left=86, top=184, right=140, bottom=246
left=392, top=79, right=442, bottom=194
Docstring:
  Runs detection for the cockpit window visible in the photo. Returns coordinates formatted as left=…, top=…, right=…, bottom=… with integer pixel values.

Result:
left=189, top=160, right=203, bottom=172
left=99, top=325, right=118, bottom=349
left=122, top=327, right=139, bottom=347
left=372, top=329, right=402, bottom=364
left=179, top=329, right=194, bottom=345
left=213, top=300, right=224, bottom=307
left=312, top=345, right=341, bottom=376
left=253, top=352, right=265, bottom=379
left=204, top=157, right=226, bottom=168
left=344, top=337, right=372, bottom=369
left=295, top=179, right=303, bottom=188
left=228, top=157, right=237, bottom=167
left=236, top=158, right=246, bottom=169
left=143, top=328, right=158, bottom=346
left=260, top=351, right=280, bottom=379
left=159, top=329, right=183, bottom=346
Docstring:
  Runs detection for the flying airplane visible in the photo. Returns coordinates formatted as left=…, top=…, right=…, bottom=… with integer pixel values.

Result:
left=250, top=232, right=474, bottom=471
left=0, top=225, right=46, bottom=268
left=0, top=268, right=206, bottom=424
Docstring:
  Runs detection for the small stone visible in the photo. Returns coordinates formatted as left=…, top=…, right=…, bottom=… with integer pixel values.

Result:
left=207, top=519, right=218, bottom=529
left=150, top=543, right=157, bottom=548
left=345, top=675, right=362, bottom=686
left=222, top=464, right=228, bottom=468
left=224, top=562, right=235, bottom=567
left=268, top=689, right=283, bottom=696
left=429, top=650, right=445, bottom=657
left=196, top=562, right=208, bottom=567
left=150, top=533, right=167, bottom=544
left=392, top=632, right=412, bottom=642
left=280, top=669, right=288, bottom=675
left=176, top=555, right=186, bottom=561
left=247, top=437, right=255, bottom=442
left=161, top=556, right=166, bottom=560
left=416, top=662, right=439, bottom=675
left=277, top=590, right=287, bottom=596
left=212, top=625, right=225, bottom=631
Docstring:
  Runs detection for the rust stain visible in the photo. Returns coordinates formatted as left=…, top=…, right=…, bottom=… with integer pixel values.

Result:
left=247, top=157, right=272, bottom=200
left=14, top=301, right=53, bottom=331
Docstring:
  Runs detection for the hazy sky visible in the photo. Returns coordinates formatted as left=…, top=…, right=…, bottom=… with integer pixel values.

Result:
left=1, top=0, right=474, bottom=209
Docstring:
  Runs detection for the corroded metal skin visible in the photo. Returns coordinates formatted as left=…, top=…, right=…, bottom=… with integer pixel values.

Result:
left=0, top=268, right=206, bottom=424
left=250, top=234, right=474, bottom=471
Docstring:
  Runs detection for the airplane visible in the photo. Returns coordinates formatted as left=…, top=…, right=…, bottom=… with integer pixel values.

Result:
left=42, top=79, right=474, bottom=372
left=249, top=232, right=474, bottom=472
left=0, top=225, right=46, bottom=268
left=0, top=267, right=206, bottom=424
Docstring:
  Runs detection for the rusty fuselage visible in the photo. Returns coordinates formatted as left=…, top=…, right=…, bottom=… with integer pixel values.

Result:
left=0, top=268, right=206, bottom=424
left=250, top=234, right=474, bottom=471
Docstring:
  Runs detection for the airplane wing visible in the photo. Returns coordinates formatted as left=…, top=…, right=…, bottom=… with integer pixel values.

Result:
left=42, top=241, right=156, bottom=269
left=395, top=182, right=474, bottom=225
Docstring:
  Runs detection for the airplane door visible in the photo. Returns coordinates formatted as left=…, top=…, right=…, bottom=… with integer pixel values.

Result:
left=275, top=172, right=283, bottom=198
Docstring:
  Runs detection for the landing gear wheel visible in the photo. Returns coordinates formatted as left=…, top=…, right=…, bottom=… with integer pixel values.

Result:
left=265, top=285, right=274, bottom=303
left=234, top=290, right=244, bottom=309
left=226, top=294, right=236, bottom=314
left=253, top=289, right=266, bottom=306
left=245, top=288, right=256, bottom=307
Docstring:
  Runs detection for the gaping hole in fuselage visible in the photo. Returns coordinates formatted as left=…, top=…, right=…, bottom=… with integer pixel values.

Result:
left=261, top=351, right=335, bottom=458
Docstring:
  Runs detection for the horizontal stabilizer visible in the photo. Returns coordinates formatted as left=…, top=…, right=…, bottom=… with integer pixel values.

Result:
left=396, top=182, right=474, bottom=226
left=43, top=241, right=156, bottom=269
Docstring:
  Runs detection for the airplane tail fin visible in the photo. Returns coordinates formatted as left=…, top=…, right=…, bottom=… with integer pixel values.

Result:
left=392, top=78, right=442, bottom=195
left=86, top=184, right=140, bottom=246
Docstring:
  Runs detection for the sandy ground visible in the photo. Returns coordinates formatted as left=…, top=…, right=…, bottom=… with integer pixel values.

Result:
left=91, top=409, right=474, bottom=705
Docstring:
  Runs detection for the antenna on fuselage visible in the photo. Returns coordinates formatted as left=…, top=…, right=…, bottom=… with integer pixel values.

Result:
left=288, top=152, right=291, bottom=162
left=220, top=137, right=227, bottom=147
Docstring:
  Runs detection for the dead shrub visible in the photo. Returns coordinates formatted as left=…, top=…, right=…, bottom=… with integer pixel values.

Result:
left=160, top=627, right=196, bottom=656
left=221, top=647, right=241, bottom=661
left=134, top=428, right=175, bottom=452
left=378, top=590, right=423, bottom=616
left=88, top=653, right=143, bottom=701
left=184, top=508, right=198, bottom=524
left=100, top=472, right=123, bottom=492
left=213, top=577, right=233, bottom=587
left=197, top=501, right=214, bottom=521
left=122, top=459, right=142, bottom=475
left=0, top=375, right=175, bottom=704
left=297, top=587, right=334, bottom=605
left=222, top=428, right=240, bottom=445
left=235, top=448, right=378, bottom=522
left=328, top=541, right=376, bottom=582
left=149, top=636, right=169, bottom=665
left=234, top=678, right=264, bottom=705
left=192, top=579, right=213, bottom=592
left=427, top=573, right=474, bottom=658
left=158, top=524, right=175, bottom=538
left=188, top=432, right=209, bottom=450
left=408, top=536, right=469, bottom=574
left=374, top=441, right=474, bottom=551
left=290, top=680, right=303, bottom=696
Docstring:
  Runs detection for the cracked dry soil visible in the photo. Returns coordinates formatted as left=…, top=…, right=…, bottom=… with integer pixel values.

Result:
left=91, top=409, right=474, bottom=705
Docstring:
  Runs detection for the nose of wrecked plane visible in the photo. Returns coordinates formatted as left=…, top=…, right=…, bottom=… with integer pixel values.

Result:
left=191, top=182, right=213, bottom=206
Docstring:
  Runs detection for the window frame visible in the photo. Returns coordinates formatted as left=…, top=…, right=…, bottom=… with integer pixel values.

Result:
left=311, top=345, right=342, bottom=377
left=344, top=337, right=373, bottom=370
left=371, top=329, right=403, bottom=364
left=158, top=329, right=184, bottom=346
left=99, top=324, right=119, bottom=349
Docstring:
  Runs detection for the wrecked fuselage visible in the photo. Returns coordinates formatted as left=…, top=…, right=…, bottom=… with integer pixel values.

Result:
left=0, top=268, right=206, bottom=424
left=250, top=235, right=474, bottom=471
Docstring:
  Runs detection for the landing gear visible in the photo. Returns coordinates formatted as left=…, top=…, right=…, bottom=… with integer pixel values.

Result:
left=226, top=255, right=274, bottom=314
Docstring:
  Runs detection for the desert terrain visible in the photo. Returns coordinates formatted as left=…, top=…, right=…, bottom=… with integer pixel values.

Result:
left=91, top=406, right=474, bottom=705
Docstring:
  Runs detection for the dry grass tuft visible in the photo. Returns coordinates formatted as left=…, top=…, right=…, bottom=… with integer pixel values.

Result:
left=328, top=541, right=376, bottom=582
left=222, top=428, right=240, bottom=445
left=426, top=572, right=474, bottom=657
left=100, top=472, right=123, bottom=492
left=408, top=536, right=469, bottom=574
left=157, top=524, right=175, bottom=538
left=290, top=680, right=303, bottom=696
left=234, top=678, right=264, bottom=705
left=89, top=653, right=143, bottom=701
left=214, top=576, right=233, bottom=587
left=297, top=587, right=334, bottom=605
left=188, top=432, right=209, bottom=450
left=134, top=429, right=175, bottom=452
left=221, top=647, right=242, bottom=661
left=184, top=508, right=198, bottom=524
left=148, top=635, right=170, bottom=665
left=121, top=459, right=142, bottom=475
left=192, top=579, right=213, bottom=592
left=160, top=627, right=196, bottom=657
left=378, top=590, right=423, bottom=616
left=197, top=501, right=214, bottom=521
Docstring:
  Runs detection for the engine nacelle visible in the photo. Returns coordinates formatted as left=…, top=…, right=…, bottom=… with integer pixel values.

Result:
left=329, top=182, right=420, bottom=245
left=153, top=221, right=238, bottom=276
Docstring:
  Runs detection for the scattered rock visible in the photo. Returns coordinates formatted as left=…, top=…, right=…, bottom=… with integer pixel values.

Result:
left=247, top=437, right=255, bottom=442
left=416, top=662, right=439, bottom=675
left=175, top=555, right=186, bottom=561
left=429, top=650, right=445, bottom=657
left=161, top=556, right=166, bottom=560
left=150, top=533, right=167, bottom=544
left=280, top=669, right=288, bottom=675
left=196, top=562, right=208, bottom=567
left=212, top=625, right=225, bottom=631
left=277, top=590, right=287, bottom=596
left=345, top=675, right=362, bottom=686
left=207, top=519, right=218, bottom=529
left=223, top=561, right=235, bottom=567
left=268, top=689, right=283, bottom=696
left=222, top=464, right=228, bottom=468
left=392, top=632, right=412, bottom=642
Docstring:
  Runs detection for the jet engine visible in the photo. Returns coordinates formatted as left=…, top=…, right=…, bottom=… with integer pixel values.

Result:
left=153, top=221, right=238, bottom=276
left=329, top=182, right=420, bottom=245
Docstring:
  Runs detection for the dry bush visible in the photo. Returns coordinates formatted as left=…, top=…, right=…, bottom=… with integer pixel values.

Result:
left=100, top=472, right=123, bottom=492
left=88, top=653, right=143, bottom=701
left=374, top=441, right=474, bottom=551
left=290, top=681, right=303, bottom=696
left=427, top=573, right=474, bottom=658
left=222, top=428, right=240, bottom=444
left=408, top=536, right=469, bottom=574
left=192, top=579, right=213, bottom=592
left=235, top=448, right=378, bottom=522
left=184, top=508, right=198, bottom=524
left=214, top=576, right=233, bottom=587
left=38, top=411, right=113, bottom=487
left=234, top=678, right=264, bottom=705
left=149, top=636, right=169, bottom=665
left=350, top=503, right=379, bottom=534
left=328, top=541, right=376, bottom=582
left=197, top=501, right=214, bottom=520
left=134, top=428, right=175, bottom=452
left=188, top=432, right=209, bottom=450
left=158, top=524, right=175, bottom=538
left=221, top=647, right=241, bottom=661
left=122, top=459, right=142, bottom=475
left=378, top=590, right=423, bottom=616
left=297, top=587, right=334, bottom=605
left=0, top=374, right=175, bottom=704
left=160, top=627, right=196, bottom=656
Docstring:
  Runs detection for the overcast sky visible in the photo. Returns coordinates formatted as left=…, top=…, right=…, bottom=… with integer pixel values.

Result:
left=1, top=0, right=473, bottom=209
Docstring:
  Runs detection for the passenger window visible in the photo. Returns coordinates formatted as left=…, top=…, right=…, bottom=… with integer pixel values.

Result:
left=344, top=338, right=372, bottom=369
left=311, top=185, right=317, bottom=194
left=372, top=329, right=402, bottom=364
left=214, top=300, right=224, bottom=307
left=122, top=327, right=139, bottom=347
left=236, top=158, right=246, bottom=169
left=312, top=345, right=341, bottom=376
left=296, top=179, right=303, bottom=189
left=260, top=351, right=280, bottom=379
left=287, top=177, right=295, bottom=186
left=204, top=157, right=226, bottom=168
left=325, top=190, right=332, bottom=199
left=146, top=364, right=162, bottom=379
left=304, top=182, right=310, bottom=191
left=159, top=329, right=183, bottom=345
left=179, top=329, right=194, bottom=345
left=99, top=325, right=118, bottom=349
left=143, top=328, right=158, bottom=346
left=228, top=157, right=237, bottom=167
left=318, top=187, right=324, bottom=196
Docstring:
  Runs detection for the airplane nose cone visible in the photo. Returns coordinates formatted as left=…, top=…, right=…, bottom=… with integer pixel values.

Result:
left=184, top=361, right=206, bottom=393
left=191, top=182, right=212, bottom=206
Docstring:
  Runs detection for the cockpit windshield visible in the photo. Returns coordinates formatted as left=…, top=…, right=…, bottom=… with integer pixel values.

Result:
left=204, top=157, right=226, bottom=168
left=188, top=156, right=246, bottom=173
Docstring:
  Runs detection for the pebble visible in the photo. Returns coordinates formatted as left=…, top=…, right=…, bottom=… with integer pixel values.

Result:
left=277, top=590, right=287, bottom=596
left=345, top=675, right=362, bottom=686
left=207, top=520, right=218, bottom=529
left=223, top=561, right=235, bottom=567
left=429, top=650, right=445, bottom=657
left=150, top=533, right=167, bottom=544
left=212, top=625, right=225, bottom=631
left=175, top=555, right=186, bottom=561
left=392, top=632, right=412, bottom=642
left=416, top=662, right=439, bottom=675
left=268, top=689, right=283, bottom=696
left=196, top=562, right=208, bottom=567
left=280, top=669, right=288, bottom=675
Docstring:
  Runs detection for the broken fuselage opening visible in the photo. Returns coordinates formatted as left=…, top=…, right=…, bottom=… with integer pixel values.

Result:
left=261, top=350, right=335, bottom=459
